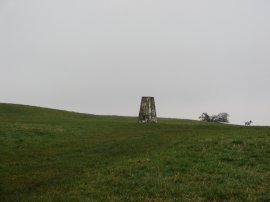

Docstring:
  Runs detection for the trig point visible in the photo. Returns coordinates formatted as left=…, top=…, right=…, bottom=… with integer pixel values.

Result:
left=138, top=97, right=157, bottom=123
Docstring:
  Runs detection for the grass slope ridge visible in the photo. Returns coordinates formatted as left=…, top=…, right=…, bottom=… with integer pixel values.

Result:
left=0, top=103, right=269, bottom=202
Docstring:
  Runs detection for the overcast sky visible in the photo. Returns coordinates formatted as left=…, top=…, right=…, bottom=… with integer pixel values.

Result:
left=1, top=0, right=270, bottom=125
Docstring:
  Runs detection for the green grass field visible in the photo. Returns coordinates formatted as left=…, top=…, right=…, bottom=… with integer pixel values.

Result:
left=0, top=103, right=269, bottom=202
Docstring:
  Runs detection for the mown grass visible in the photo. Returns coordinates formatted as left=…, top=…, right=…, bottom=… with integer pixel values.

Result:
left=0, top=103, right=269, bottom=202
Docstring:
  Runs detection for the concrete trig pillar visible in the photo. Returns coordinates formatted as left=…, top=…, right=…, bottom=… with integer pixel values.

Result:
left=138, top=97, right=157, bottom=123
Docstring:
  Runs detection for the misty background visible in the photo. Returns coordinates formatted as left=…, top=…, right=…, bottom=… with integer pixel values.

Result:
left=1, top=0, right=270, bottom=125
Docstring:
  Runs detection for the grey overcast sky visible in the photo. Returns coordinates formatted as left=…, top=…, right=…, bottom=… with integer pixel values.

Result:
left=1, top=0, right=270, bottom=125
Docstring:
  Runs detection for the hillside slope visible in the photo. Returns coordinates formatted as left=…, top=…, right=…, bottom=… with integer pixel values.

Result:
left=0, top=103, right=269, bottom=202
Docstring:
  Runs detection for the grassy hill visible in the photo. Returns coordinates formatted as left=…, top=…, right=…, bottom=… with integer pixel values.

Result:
left=0, top=103, right=269, bottom=202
